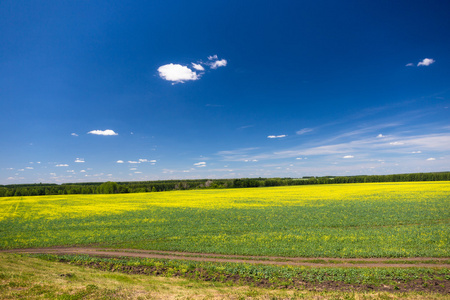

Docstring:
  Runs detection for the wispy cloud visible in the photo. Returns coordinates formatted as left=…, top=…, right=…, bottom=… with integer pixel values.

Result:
left=88, top=129, right=118, bottom=136
left=191, top=63, right=205, bottom=71
left=56, top=164, right=69, bottom=167
left=71, top=133, right=79, bottom=137
left=116, top=160, right=124, bottom=163
left=343, top=155, right=354, bottom=159
left=267, top=135, right=287, bottom=139
left=207, top=55, right=227, bottom=69
left=194, top=162, right=206, bottom=167
left=74, top=158, right=85, bottom=163
left=296, top=128, right=313, bottom=135
left=217, top=133, right=450, bottom=162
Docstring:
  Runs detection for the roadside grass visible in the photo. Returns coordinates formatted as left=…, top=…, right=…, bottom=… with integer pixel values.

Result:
left=0, top=253, right=448, bottom=299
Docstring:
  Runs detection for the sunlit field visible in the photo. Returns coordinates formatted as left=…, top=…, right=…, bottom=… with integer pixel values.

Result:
left=1, top=182, right=449, bottom=257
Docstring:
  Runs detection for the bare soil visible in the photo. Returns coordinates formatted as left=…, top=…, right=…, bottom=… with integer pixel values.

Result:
left=2, top=247, right=449, bottom=268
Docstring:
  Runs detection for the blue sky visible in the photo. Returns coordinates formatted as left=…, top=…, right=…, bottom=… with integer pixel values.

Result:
left=1, top=0, right=449, bottom=184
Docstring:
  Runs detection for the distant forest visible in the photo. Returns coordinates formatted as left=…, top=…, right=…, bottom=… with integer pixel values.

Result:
left=1, top=172, right=449, bottom=197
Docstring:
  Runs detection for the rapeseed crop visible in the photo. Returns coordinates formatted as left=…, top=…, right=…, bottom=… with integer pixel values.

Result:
left=1, top=182, right=449, bottom=257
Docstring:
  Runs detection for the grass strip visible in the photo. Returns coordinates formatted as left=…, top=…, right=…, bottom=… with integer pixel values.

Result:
left=31, top=253, right=450, bottom=294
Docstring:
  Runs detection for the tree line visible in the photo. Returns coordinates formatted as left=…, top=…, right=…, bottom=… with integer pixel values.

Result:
left=1, top=171, right=449, bottom=197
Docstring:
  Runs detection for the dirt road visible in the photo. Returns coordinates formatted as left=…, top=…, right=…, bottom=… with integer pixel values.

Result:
left=2, top=247, right=449, bottom=268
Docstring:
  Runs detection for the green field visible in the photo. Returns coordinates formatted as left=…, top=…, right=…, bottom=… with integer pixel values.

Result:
left=1, top=182, right=449, bottom=258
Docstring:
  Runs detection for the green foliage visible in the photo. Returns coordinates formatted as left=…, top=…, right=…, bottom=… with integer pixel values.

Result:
left=34, top=254, right=450, bottom=288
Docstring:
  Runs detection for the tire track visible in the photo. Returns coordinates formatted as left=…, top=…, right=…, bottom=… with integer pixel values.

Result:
left=2, top=247, right=449, bottom=268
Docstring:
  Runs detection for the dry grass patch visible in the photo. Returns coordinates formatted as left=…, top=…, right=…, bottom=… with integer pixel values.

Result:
left=0, top=253, right=448, bottom=299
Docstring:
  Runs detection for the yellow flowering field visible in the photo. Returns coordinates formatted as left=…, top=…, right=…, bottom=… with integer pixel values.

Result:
left=1, top=182, right=449, bottom=257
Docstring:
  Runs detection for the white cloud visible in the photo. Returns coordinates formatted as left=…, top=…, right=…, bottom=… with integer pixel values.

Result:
left=139, top=159, right=148, bottom=162
left=296, top=128, right=313, bottom=135
left=75, top=158, right=85, bottom=163
left=80, top=170, right=86, bottom=173
left=417, top=58, right=435, bottom=66
left=377, top=134, right=385, bottom=138
left=134, top=171, right=142, bottom=174
left=56, top=164, right=69, bottom=167
left=389, top=142, right=404, bottom=145
left=71, top=133, right=79, bottom=137
left=150, top=160, right=157, bottom=163
left=116, top=160, right=124, bottom=163
left=426, top=157, right=436, bottom=161
left=268, top=135, right=287, bottom=139
left=412, top=151, right=422, bottom=154
left=194, top=162, right=206, bottom=167
left=157, top=63, right=199, bottom=83
left=209, top=59, right=227, bottom=69
left=206, top=55, right=227, bottom=69
left=405, top=63, right=414, bottom=67
left=130, top=168, right=137, bottom=171
left=343, top=155, right=354, bottom=159
left=25, top=167, right=34, bottom=169
left=192, top=63, right=205, bottom=71
left=128, top=161, right=139, bottom=164
left=88, top=129, right=118, bottom=136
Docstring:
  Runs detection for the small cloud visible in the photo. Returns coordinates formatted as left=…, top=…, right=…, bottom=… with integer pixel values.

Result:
left=130, top=168, right=137, bottom=171
left=71, top=133, right=79, bottom=137
left=426, top=157, right=436, bottom=161
left=343, top=155, right=354, bottom=159
left=405, top=63, right=414, bottom=67
left=194, top=162, right=206, bottom=167
left=411, top=151, right=422, bottom=154
left=267, top=135, right=287, bottom=139
left=56, top=164, right=69, bottom=167
left=192, top=63, right=205, bottom=71
left=25, top=167, right=33, bottom=169
left=149, top=160, right=157, bottom=163
left=390, top=142, right=404, bottom=145
left=116, top=160, right=124, bottom=163
left=377, top=134, right=385, bottom=138
left=128, top=161, right=139, bottom=164
left=209, top=59, right=227, bottom=69
left=139, top=159, right=148, bottom=162
left=417, top=58, right=435, bottom=66
left=80, top=170, right=86, bottom=173
left=296, top=157, right=302, bottom=160
left=158, top=63, right=199, bottom=83
left=207, top=54, right=227, bottom=69
left=296, top=128, right=313, bottom=135
left=88, top=129, right=118, bottom=136
left=74, top=158, right=85, bottom=163
left=134, top=171, right=142, bottom=174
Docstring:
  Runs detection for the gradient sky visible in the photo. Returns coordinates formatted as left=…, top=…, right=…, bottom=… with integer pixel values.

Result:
left=1, top=0, right=450, bottom=184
